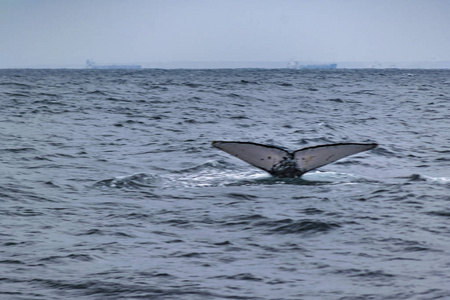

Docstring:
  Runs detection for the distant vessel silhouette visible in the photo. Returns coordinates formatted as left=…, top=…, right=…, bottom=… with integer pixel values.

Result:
left=86, top=59, right=141, bottom=69
left=287, top=61, right=337, bottom=69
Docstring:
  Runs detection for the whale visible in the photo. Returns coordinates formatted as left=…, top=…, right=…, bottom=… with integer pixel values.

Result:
left=212, top=141, right=377, bottom=178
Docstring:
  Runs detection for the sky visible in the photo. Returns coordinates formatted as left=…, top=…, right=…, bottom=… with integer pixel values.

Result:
left=1, top=0, right=450, bottom=68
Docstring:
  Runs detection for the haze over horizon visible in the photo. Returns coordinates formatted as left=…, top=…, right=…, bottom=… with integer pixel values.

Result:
left=1, top=0, right=450, bottom=69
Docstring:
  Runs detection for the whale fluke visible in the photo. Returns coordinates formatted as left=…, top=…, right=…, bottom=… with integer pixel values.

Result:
left=212, top=141, right=377, bottom=178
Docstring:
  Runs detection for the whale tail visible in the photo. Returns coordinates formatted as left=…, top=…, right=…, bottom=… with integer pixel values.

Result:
left=212, top=141, right=377, bottom=178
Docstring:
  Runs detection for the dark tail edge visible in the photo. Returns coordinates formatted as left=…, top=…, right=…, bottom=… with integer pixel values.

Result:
left=213, top=141, right=378, bottom=151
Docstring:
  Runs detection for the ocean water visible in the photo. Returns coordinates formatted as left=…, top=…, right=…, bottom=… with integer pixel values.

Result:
left=1, top=68, right=449, bottom=300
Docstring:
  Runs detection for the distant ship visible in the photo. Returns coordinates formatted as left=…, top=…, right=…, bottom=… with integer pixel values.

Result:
left=86, top=60, right=141, bottom=69
left=287, top=61, right=337, bottom=69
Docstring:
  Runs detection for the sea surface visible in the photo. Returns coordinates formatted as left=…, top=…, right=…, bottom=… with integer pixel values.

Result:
left=1, top=68, right=449, bottom=300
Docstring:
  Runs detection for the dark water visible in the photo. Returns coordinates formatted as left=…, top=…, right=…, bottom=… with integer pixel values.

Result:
left=1, top=68, right=449, bottom=299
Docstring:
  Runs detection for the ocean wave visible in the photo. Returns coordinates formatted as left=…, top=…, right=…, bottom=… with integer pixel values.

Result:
left=423, top=175, right=450, bottom=184
left=94, top=166, right=375, bottom=190
left=254, top=219, right=340, bottom=235
left=94, top=173, right=161, bottom=189
left=400, top=174, right=450, bottom=185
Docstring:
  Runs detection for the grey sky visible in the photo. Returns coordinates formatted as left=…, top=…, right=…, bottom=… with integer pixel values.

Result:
left=1, top=0, right=449, bottom=68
